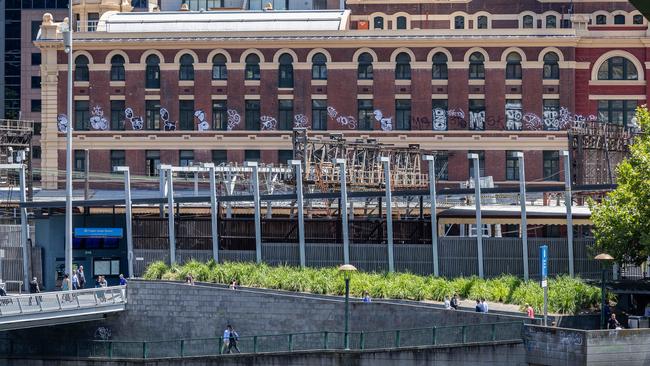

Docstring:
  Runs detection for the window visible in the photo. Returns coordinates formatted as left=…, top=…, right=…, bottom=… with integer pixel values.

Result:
left=145, top=150, right=160, bottom=176
left=74, top=150, right=86, bottom=172
left=87, top=13, right=99, bottom=31
left=468, top=150, right=485, bottom=178
left=245, top=54, right=261, bottom=80
left=454, top=15, right=465, bottom=29
left=179, top=100, right=194, bottom=130
left=312, top=99, right=327, bottom=130
left=373, top=16, right=384, bottom=29
left=505, top=99, right=523, bottom=131
left=357, top=99, right=374, bottom=130
left=31, top=21, right=40, bottom=40
left=546, top=15, right=557, bottom=28
left=395, top=99, right=411, bottom=130
left=469, top=52, right=485, bottom=79
left=74, top=55, right=89, bottom=81
left=505, top=151, right=520, bottom=181
left=92, top=259, right=120, bottom=276
left=468, top=99, right=485, bottom=130
left=396, top=16, right=407, bottom=29
left=245, top=100, right=261, bottom=130
left=179, top=54, right=195, bottom=81
left=32, top=146, right=42, bottom=159
left=278, top=150, right=293, bottom=164
left=311, top=53, right=327, bottom=80
left=522, top=15, right=534, bottom=28
left=543, top=151, right=560, bottom=181
left=505, top=52, right=522, bottom=79
left=34, top=122, right=41, bottom=136
left=278, top=100, right=294, bottom=130
left=212, top=54, right=228, bottom=80
left=598, top=100, right=638, bottom=127
left=395, top=52, right=411, bottom=80
left=212, top=100, right=227, bottom=130
left=432, top=52, right=448, bottom=80
left=31, top=76, right=41, bottom=89
left=357, top=52, right=374, bottom=80
left=278, top=54, right=294, bottom=88
left=74, top=100, right=90, bottom=130
left=543, top=52, right=560, bottom=79
left=212, top=150, right=227, bottom=165
left=435, top=152, right=448, bottom=181
left=476, top=15, right=488, bottom=29
left=145, top=55, right=160, bottom=88
left=432, top=99, right=448, bottom=131
left=313, top=0, right=327, bottom=9
left=543, top=99, right=560, bottom=130
left=596, top=15, right=607, bottom=25
left=110, top=55, right=125, bottom=81
left=110, top=150, right=126, bottom=171
left=598, top=57, right=638, bottom=80
left=31, top=53, right=41, bottom=66
left=179, top=150, right=194, bottom=167
left=110, top=100, right=126, bottom=130
left=245, top=150, right=261, bottom=162
left=145, top=100, right=160, bottom=130
left=30, top=100, right=41, bottom=112
left=614, top=14, right=625, bottom=25
left=633, top=15, right=644, bottom=25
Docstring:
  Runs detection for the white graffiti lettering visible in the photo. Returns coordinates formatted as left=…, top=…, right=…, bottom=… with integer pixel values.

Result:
left=447, top=108, right=465, bottom=119
left=505, top=102, right=523, bottom=131
left=124, top=107, right=144, bottom=130
left=373, top=110, right=393, bottom=131
left=523, top=112, right=543, bottom=130
left=90, top=105, right=109, bottom=130
left=293, top=114, right=309, bottom=128
left=160, top=108, right=176, bottom=131
left=227, top=109, right=241, bottom=131
left=469, top=110, right=485, bottom=130
left=260, top=116, right=277, bottom=131
left=327, top=106, right=338, bottom=119
left=57, top=114, right=68, bottom=133
left=432, top=108, right=447, bottom=131
left=336, top=115, right=357, bottom=129
left=194, top=110, right=210, bottom=131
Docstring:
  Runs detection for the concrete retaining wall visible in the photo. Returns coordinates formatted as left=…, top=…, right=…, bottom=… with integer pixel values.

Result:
left=0, top=341, right=526, bottom=366
left=523, top=324, right=650, bottom=366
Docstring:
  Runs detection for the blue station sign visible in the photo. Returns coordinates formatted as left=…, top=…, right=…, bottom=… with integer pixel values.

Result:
left=74, top=228, right=123, bottom=238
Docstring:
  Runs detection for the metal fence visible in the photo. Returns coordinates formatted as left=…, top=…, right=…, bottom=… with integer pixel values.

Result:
left=134, top=238, right=602, bottom=279
left=69, top=321, right=523, bottom=359
left=0, top=225, right=40, bottom=290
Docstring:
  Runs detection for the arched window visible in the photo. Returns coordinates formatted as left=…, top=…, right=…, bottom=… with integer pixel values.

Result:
left=633, top=14, right=644, bottom=25
left=522, top=15, right=534, bottom=28
left=596, top=15, right=607, bottom=25
left=212, top=54, right=227, bottom=80
left=505, top=52, right=522, bottom=80
left=245, top=54, right=260, bottom=80
left=543, top=52, right=560, bottom=79
left=454, top=15, right=465, bottom=29
left=110, top=55, right=125, bottom=81
left=278, top=53, right=294, bottom=88
left=614, top=14, right=626, bottom=25
left=145, top=54, right=160, bottom=88
left=395, top=52, right=411, bottom=80
left=598, top=57, right=638, bottom=80
left=311, top=53, right=327, bottom=80
left=545, top=15, right=557, bottom=28
left=432, top=52, right=448, bottom=80
left=357, top=52, right=373, bottom=80
left=477, top=15, right=488, bottom=29
left=396, top=16, right=407, bottom=29
left=74, top=55, right=89, bottom=81
left=179, top=54, right=194, bottom=81
left=373, top=16, right=384, bottom=30
left=469, top=52, right=485, bottom=80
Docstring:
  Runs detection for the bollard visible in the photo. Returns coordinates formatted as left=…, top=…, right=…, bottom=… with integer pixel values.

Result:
left=323, top=331, right=329, bottom=350
left=359, top=332, right=365, bottom=350
left=432, top=327, right=437, bottom=345
left=253, top=336, right=258, bottom=353
left=395, top=330, right=401, bottom=348
left=462, top=326, right=467, bottom=343
left=288, top=334, right=293, bottom=352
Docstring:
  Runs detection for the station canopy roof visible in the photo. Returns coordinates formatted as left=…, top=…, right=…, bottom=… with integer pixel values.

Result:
left=99, top=10, right=350, bottom=33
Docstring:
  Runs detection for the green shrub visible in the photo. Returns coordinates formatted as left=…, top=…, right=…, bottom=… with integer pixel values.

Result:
left=143, top=261, right=169, bottom=280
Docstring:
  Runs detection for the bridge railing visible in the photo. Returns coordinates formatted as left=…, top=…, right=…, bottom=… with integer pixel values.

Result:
left=0, top=286, right=127, bottom=317
left=77, top=321, right=523, bottom=359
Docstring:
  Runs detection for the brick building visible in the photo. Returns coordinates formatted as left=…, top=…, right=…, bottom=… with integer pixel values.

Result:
left=34, top=0, right=648, bottom=189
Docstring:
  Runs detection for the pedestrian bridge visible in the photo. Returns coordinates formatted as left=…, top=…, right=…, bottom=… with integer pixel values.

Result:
left=0, top=286, right=127, bottom=331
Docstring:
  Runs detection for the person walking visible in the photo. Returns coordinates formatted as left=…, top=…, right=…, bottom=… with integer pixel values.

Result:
left=119, top=274, right=128, bottom=299
left=77, top=266, right=86, bottom=289
left=525, top=304, right=535, bottom=319
left=186, top=273, right=195, bottom=286
left=72, top=271, right=79, bottom=291
left=227, top=325, right=240, bottom=354
left=97, top=275, right=107, bottom=302
left=450, top=293, right=459, bottom=310
left=28, top=277, right=41, bottom=306
left=61, top=274, right=71, bottom=302
left=221, top=325, right=231, bottom=354
left=362, top=291, right=371, bottom=303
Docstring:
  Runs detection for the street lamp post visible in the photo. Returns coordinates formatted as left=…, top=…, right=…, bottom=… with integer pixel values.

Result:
left=595, top=253, right=614, bottom=329
left=62, top=5, right=74, bottom=280
left=468, top=153, right=484, bottom=278
left=114, top=166, right=134, bottom=278
left=338, top=264, right=357, bottom=350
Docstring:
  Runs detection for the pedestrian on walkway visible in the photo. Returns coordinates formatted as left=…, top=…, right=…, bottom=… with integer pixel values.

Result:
left=119, top=274, right=128, bottom=299
left=607, top=313, right=622, bottom=330
left=481, top=299, right=489, bottom=313
left=362, top=291, right=371, bottom=303
left=227, top=325, right=240, bottom=354
left=444, top=296, right=451, bottom=310
left=97, top=275, right=107, bottom=302
left=229, top=279, right=237, bottom=290
left=72, top=271, right=79, bottom=290
left=525, top=304, right=535, bottom=319
left=475, top=299, right=482, bottom=312
left=78, top=266, right=86, bottom=289
left=61, top=274, right=71, bottom=301
left=221, top=325, right=230, bottom=353
left=29, top=277, right=41, bottom=306
left=450, top=293, right=459, bottom=310
left=186, top=273, right=195, bottom=286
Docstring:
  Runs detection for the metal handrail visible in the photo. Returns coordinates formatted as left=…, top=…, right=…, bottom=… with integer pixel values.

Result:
left=0, top=285, right=127, bottom=317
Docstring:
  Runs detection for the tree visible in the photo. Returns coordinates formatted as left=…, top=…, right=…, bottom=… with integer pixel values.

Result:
left=590, top=106, right=650, bottom=265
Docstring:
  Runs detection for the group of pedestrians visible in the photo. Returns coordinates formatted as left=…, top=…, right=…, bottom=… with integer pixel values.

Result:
left=475, top=299, right=489, bottom=313
left=444, top=293, right=461, bottom=310
left=221, top=325, right=240, bottom=354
